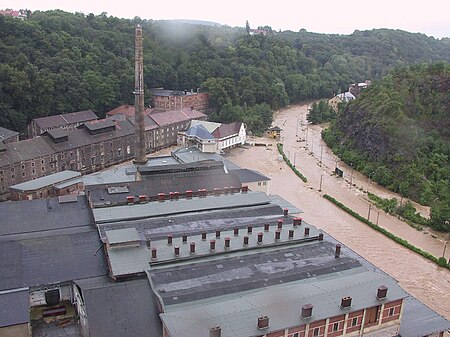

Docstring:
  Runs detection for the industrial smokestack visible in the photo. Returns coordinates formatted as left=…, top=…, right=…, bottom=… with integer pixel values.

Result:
left=133, top=25, right=147, bottom=165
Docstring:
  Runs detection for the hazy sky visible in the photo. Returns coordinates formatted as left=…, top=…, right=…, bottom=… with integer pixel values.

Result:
left=2, top=0, right=449, bottom=38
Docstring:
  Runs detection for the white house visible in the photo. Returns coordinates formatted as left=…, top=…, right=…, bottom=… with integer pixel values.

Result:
left=178, top=120, right=247, bottom=153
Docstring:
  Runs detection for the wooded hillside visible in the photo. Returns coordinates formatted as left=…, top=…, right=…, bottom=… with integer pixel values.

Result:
left=0, top=10, right=449, bottom=135
left=322, top=63, right=449, bottom=231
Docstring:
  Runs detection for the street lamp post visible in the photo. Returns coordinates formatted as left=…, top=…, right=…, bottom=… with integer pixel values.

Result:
left=366, top=171, right=375, bottom=194
left=320, top=145, right=323, bottom=167
left=350, top=163, right=353, bottom=186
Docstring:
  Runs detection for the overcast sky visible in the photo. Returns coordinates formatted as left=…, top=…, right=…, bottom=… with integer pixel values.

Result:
left=2, top=0, right=449, bottom=38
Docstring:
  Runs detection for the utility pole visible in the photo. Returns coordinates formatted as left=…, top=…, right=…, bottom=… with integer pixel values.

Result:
left=319, top=174, right=323, bottom=192
left=367, top=204, right=372, bottom=221
left=350, top=163, right=353, bottom=186
left=296, top=118, right=298, bottom=137
left=376, top=212, right=380, bottom=225
left=320, top=145, right=323, bottom=167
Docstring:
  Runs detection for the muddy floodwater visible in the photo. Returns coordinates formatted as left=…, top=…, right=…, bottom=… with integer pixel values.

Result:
left=227, top=102, right=450, bottom=320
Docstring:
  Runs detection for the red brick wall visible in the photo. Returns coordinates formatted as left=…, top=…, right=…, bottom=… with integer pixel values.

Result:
left=287, top=324, right=306, bottom=337
left=327, top=315, right=345, bottom=337
left=346, top=310, right=364, bottom=334
left=267, top=330, right=285, bottom=337
left=308, top=319, right=326, bottom=336
left=381, top=299, right=402, bottom=324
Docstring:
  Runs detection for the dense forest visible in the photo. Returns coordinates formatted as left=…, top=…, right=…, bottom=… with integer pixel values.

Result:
left=322, top=63, right=449, bottom=232
left=1, top=10, right=449, bottom=135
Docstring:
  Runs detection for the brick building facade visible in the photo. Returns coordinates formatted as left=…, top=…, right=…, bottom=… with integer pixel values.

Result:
left=151, top=89, right=209, bottom=113
left=0, top=108, right=206, bottom=200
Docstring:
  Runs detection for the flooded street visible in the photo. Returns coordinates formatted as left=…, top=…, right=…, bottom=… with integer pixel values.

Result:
left=227, top=102, right=450, bottom=320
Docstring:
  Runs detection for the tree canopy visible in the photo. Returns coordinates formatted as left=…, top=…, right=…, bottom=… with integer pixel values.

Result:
left=322, top=63, right=449, bottom=232
left=0, top=10, right=449, bottom=135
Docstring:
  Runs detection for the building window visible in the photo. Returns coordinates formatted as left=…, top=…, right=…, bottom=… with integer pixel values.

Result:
left=263, top=182, right=267, bottom=186
left=292, top=333, right=300, bottom=337
left=31, top=161, right=35, bottom=167
left=70, top=152, right=74, bottom=158
left=126, top=145, right=131, bottom=155
left=118, top=148, right=122, bottom=156
left=91, top=157, right=95, bottom=165
left=332, top=322, right=339, bottom=331
left=21, top=164, right=25, bottom=170
left=32, top=169, right=36, bottom=175
left=41, top=159, right=44, bottom=165
left=313, top=328, right=320, bottom=337
left=41, top=166, right=45, bottom=172
left=11, top=167, right=14, bottom=172
left=388, top=307, right=395, bottom=316
left=11, top=174, right=15, bottom=180
left=60, top=153, right=65, bottom=159
left=351, top=317, right=358, bottom=326
left=22, top=172, right=26, bottom=177
left=51, top=163, right=54, bottom=169
left=258, top=182, right=261, bottom=186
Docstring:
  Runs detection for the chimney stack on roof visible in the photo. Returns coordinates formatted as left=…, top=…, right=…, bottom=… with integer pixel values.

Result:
left=133, top=24, right=148, bottom=165
left=301, top=304, right=313, bottom=318
left=377, top=285, right=388, bottom=300
left=257, top=316, right=269, bottom=329
left=341, top=296, right=352, bottom=308
left=209, top=326, right=221, bottom=337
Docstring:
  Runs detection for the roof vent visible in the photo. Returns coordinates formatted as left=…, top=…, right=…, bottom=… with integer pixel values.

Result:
left=301, top=304, right=313, bottom=318
left=257, top=316, right=269, bottom=329
left=209, top=326, right=221, bottom=337
left=377, top=285, right=388, bottom=300
left=341, top=296, right=352, bottom=309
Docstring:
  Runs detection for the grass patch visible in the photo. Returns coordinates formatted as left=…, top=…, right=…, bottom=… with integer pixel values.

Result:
left=277, top=143, right=307, bottom=182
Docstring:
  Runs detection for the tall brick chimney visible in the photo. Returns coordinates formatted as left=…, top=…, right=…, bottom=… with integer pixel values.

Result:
left=133, top=24, right=147, bottom=165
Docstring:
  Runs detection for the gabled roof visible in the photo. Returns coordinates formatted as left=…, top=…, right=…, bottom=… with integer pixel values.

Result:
left=0, top=126, right=19, bottom=142
left=186, top=124, right=215, bottom=140
left=189, top=120, right=221, bottom=133
left=9, top=170, right=81, bottom=192
left=0, top=136, right=55, bottom=167
left=336, top=92, right=355, bottom=101
left=212, top=122, right=242, bottom=139
left=106, top=105, right=154, bottom=117
left=230, top=168, right=270, bottom=183
left=149, top=108, right=206, bottom=126
left=32, top=110, right=98, bottom=129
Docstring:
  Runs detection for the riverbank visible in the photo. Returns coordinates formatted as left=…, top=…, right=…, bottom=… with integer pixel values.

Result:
left=226, top=102, right=450, bottom=320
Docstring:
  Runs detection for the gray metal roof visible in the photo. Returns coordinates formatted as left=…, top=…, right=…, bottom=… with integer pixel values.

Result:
left=0, top=288, right=29, bottom=327
left=229, top=168, right=270, bottom=183
left=33, top=110, right=97, bottom=129
left=0, top=136, right=55, bottom=167
left=171, top=147, right=241, bottom=170
left=9, top=170, right=81, bottom=192
left=105, top=228, right=140, bottom=245
left=75, top=276, right=162, bottom=337
left=97, top=203, right=285, bottom=242
left=0, top=230, right=107, bottom=291
left=0, top=126, right=19, bottom=142
left=92, top=191, right=271, bottom=224
left=148, top=240, right=359, bottom=306
left=0, top=195, right=92, bottom=237
left=108, top=245, right=150, bottom=277
left=185, top=124, right=215, bottom=140
left=159, top=270, right=407, bottom=337
left=399, top=296, right=450, bottom=337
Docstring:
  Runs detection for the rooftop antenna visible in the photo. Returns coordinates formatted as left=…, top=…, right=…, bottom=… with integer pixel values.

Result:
left=133, top=24, right=148, bottom=165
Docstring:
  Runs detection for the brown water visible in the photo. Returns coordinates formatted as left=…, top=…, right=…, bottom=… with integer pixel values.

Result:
left=228, top=102, right=450, bottom=320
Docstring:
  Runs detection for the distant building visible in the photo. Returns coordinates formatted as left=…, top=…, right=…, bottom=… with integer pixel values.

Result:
left=177, top=120, right=246, bottom=153
left=328, top=92, right=356, bottom=111
left=0, top=8, right=28, bottom=20
left=9, top=170, right=82, bottom=200
left=27, top=110, right=98, bottom=138
left=349, top=80, right=372, bottom=97
left=230, top=168, right=270, bottom=193
left=249, top=28, right=269, bottom=36
left=151, top=89, right=209, bottom=113
left=0, top=126, right=19, bottom=144
left=268, top=125, right=282, bottom=139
